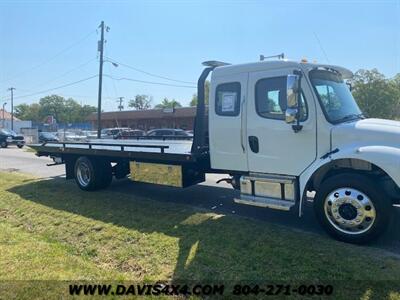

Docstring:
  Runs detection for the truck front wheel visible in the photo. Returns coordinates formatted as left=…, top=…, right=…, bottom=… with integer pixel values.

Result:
left=314, top=174, right=392, bottom=244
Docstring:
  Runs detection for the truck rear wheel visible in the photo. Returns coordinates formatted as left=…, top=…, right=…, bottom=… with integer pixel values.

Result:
left=314, top=173, right=392, bottom=244
left=1, top=141, right=7, bottom=148
left=74, top=157, right=112, bottom=191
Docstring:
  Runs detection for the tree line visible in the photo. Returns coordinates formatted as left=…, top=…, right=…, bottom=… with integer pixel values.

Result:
left=351, top=69, right=400, bottom=119
left=15, top=96, right=97, bottom=124
left=14, top=69, right=400, bottom=124
left=14, top=95, right=186, bottom=124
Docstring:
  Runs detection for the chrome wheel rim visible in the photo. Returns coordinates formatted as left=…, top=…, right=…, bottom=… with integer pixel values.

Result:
left=324, top=187, right=376, bottom=235
left=76, top=162, right=91, bottom=187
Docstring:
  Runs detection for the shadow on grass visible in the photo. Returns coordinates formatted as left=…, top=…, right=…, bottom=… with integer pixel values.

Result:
left=6, top=177, right=400, bottom=299
left=8, top=178, right=231, bottom=280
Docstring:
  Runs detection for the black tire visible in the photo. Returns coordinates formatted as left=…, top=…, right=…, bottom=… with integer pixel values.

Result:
left=314, top=173, right=392, bottom=244
left=17, top=144, right=24, bottom=149
left=74, top=157, right=103, bottom=191
left=0, top=141, right=8, bottom=148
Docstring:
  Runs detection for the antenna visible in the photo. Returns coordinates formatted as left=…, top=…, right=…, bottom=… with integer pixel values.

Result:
left=260, top=53, right=285, bottom=61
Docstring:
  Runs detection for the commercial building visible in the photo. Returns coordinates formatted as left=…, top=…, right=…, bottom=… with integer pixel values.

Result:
left=0, top=109, right=32, bottom=133
left=87, top=107, right=204, bottom=131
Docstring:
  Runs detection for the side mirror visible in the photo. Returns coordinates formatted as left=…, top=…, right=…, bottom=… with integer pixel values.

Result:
left=285, top=74, right=300, bottom=124
left=285, top=108, right=298, bottom=124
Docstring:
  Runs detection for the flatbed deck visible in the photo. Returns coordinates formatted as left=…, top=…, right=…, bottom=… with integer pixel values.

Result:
left=29, top=138, right=206, bottom=164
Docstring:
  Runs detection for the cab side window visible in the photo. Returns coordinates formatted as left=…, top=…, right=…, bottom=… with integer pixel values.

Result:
left=255, top=76, right=307, bottom=121
left=215, top=82, right=241, bottom=116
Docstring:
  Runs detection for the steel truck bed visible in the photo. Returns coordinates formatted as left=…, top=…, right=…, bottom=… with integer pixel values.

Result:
left=29, top=138, right=211, bottom=189
left=29, top=138, right=205, bottom=163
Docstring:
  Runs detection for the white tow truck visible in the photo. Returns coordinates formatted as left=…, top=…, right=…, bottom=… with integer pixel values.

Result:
left=30, top=59, right=400, bottom=244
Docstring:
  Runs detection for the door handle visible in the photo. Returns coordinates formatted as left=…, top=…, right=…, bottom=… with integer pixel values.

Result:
left=248, top=136, right=259, bottom=153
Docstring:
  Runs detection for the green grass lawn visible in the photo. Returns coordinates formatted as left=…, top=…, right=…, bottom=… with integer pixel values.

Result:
left=0, top=171, right=400, bottom=299
left=23, top=147, right=37, bottom=153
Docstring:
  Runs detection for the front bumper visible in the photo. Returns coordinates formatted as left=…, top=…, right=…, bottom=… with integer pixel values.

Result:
left=8, top=140, right=25, bottom=145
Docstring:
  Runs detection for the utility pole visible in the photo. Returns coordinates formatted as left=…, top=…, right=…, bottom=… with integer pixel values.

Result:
left=8, top=87, right=15, bottom=130
left=97, top=21, right=106, bottom=138
left=117, top=97, right=124, bottom=111
left=2, top=102, right=7, bottom=128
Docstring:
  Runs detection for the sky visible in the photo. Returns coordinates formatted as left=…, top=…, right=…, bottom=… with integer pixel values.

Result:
left=0, top=0, right=399, bottom=112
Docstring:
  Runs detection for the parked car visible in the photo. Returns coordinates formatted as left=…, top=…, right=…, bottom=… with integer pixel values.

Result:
left=146, top=129, right=193, bottom=138
left=101, top=128, right=130, bottom=139
left=82, top=131, right=98, bottom=140
left=114, top=129, right=145, bottom=139
left=39, top=132, right=59, bottom=143
left=0, top=129, right=25, bottom=148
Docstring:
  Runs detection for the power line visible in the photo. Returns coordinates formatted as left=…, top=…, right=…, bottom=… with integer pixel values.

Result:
left=29, top=57, right=97, bottom=90
left=1, top=87, right=31, bottom=99
left=36, top=93, right=114, bottom=100
left=105, top=57, right=196, bottom=84
left=107, top=62, right=119, bottom=97
left=104, top=45, right=119, bottom=98
left=104, top=74, right=196, bottom=88
left=4, top=75, right=98, bottom=101
left=0, top=30, right=96, bottom=84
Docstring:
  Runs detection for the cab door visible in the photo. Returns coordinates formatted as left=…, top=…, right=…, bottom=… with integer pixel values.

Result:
left=246, top=68, right=317, bottom=175
left=209, top=73, right=248, bottom=171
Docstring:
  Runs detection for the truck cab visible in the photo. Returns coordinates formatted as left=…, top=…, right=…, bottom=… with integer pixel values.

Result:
left=207, top=60, right=400, bottom=243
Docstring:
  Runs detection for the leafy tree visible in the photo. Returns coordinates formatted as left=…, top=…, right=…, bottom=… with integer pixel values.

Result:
left=79, top=105, right=97, bottom=121
left=128, top=95, right=153, bottom=110
left=64, top=98, right=84, bottom=123
left=15, top=94, right=96, bottom=123
left=155, top=97, right=182, bottom=109
left=39, top=95, right=66, bottom=122
left=393, top=73, right=400, bottom=86
left=392, top=74, right=400, bottom=117
left=190, top=80, right=210, bottom=106
left=351, top=69, right=400, bottom=119
left=14, top=103, right=41, bottom=122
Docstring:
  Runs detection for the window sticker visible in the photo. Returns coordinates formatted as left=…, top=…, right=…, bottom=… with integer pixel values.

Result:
left=221, top=92, right=237, bottom=112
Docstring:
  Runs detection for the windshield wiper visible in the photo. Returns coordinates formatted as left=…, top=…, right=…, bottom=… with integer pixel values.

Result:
left=335, top=113, right=365, bottom=123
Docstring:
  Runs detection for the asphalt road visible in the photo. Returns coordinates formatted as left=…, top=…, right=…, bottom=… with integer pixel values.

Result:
left=1, top=146, right=399, bottom=254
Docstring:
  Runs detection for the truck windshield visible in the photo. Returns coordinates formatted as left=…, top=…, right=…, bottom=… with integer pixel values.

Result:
left=310, top=69, right=362, bottom=123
